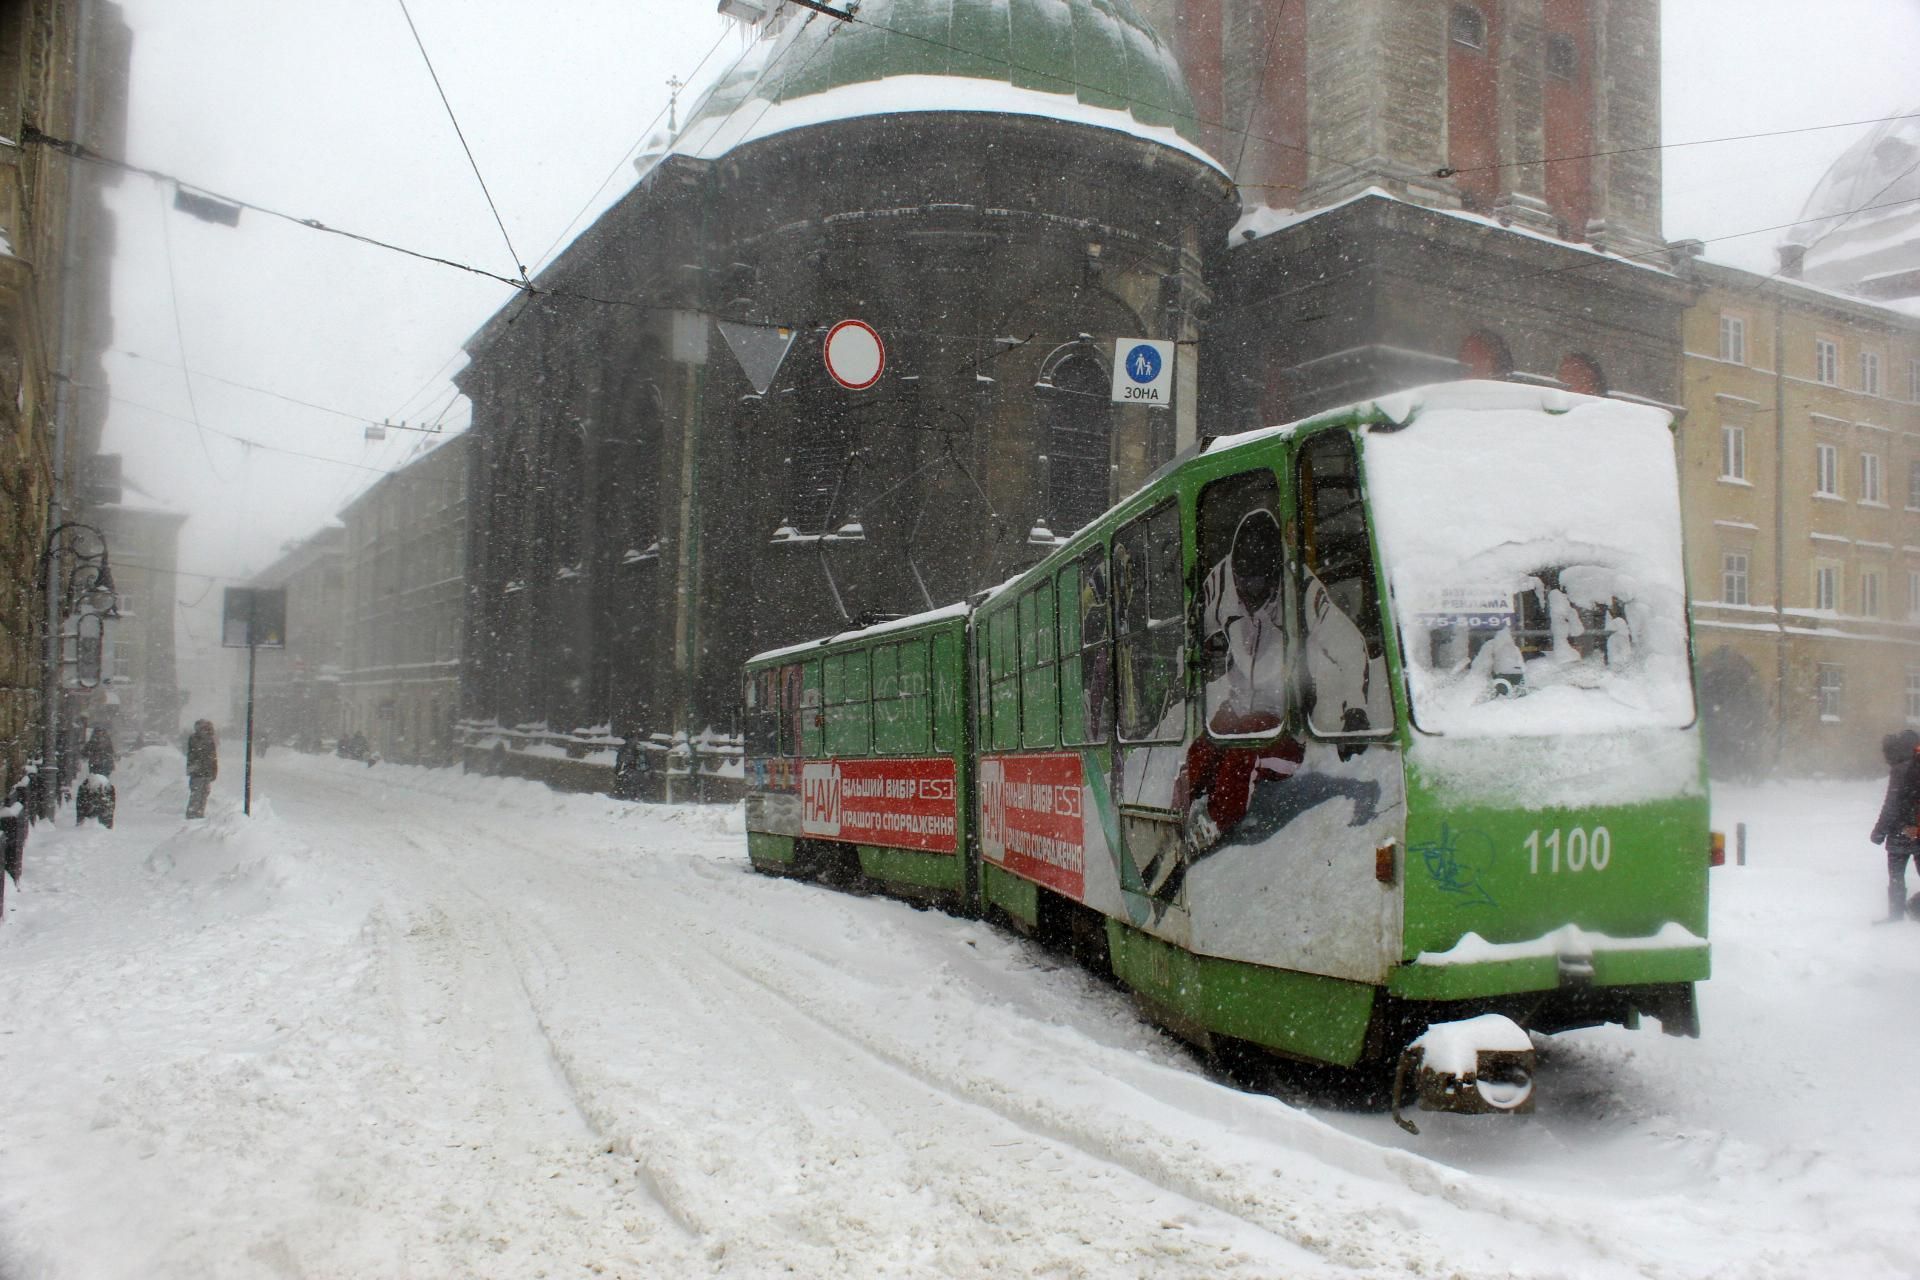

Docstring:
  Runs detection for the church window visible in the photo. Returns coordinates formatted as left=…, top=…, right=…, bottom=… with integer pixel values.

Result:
left=1035, top=351, right=1114, bottom=539
left=1450, top=5, right=1487, bottom=49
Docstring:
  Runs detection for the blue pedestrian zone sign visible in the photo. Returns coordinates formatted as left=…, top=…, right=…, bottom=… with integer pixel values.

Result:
left=1111, top=338, right=1174, bottom=404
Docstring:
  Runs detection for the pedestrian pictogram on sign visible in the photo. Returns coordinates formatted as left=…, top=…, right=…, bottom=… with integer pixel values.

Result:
left=824, top=319, right=885, bottom=390
left=1111, top=338, right=1174, bottom=404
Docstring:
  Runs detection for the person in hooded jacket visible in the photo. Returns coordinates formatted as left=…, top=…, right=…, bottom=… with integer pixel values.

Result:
left=185, top=720, right=218, bottom=819
left=1868, top=728, right=1920, bottom=921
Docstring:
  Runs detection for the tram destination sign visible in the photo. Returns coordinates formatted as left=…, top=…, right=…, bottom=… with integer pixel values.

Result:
left=1111, top=338, right=1173, bottom=404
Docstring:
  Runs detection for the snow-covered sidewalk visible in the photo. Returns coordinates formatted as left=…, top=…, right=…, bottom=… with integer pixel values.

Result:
left=0, top=748, right=1916, bottom=1278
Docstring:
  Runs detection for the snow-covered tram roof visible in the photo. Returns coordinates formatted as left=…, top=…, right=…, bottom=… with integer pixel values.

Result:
left=747, top=601, right=972, bottom=667
left=1202, top=380, right=1674, bottom=460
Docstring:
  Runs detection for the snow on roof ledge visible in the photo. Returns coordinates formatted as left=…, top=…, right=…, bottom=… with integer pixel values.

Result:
left=1228, top=188, right=1674, bottom=276
left=674, top=75, right=1226, bottom=175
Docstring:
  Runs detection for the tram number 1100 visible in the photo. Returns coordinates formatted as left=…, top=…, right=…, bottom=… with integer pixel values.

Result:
left=1524, top=826, right=1612, bottom=874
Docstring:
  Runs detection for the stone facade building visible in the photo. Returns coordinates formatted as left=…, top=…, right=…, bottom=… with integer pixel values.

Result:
left=0, top=0, right=130, bottom=804
left=342, top=436, right=466, bottom=765
left=90, top=501, right=184, bottom=745
left=1680, top=262, right=1920, bottom=778
left=457, top=0, right=1234, bottom=777
left=1136, top=0, right=1685, bottom=429
left=454, top=0, right=1689, bottom=788
left=237, top=525, right=345, bottom=752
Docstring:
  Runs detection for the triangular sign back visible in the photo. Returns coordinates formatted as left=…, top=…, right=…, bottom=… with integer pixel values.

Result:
left=716, top=320, right=797, bottom=396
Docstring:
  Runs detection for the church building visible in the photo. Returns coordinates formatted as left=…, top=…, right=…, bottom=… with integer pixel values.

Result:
left=456, top=0, right=1688, bottom=785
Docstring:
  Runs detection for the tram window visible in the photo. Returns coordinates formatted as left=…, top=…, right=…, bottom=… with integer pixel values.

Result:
left=745, top=669, right=779, bottom=756
left=1020, top=583, right=1059, bottom=747
left=932, top=630, right=961, bottom=753
left=1057, top=561, right=1084, bottom=742
left=886, top=638, right=931, bottom=755
left=824, top=649, right=871, bottom=756
left=1296, top=431, right=1389, bottom=737
left=990, top=607, right=1021, bottom=751
left=1113, top=501, right=1186, bottom=742
left=799, top=660, right=824, bottom=757
left=781, top=663, right=806, bottom=756
left=974, top=624, right=992, bottom=744
left=1073, top=549, right=1113, bottom=742
left=870, top=643, right=904, bottom=755
left=1195, top=469, right=1286, bottom=739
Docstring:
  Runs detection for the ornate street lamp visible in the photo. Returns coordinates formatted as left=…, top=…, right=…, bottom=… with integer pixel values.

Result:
left=34, top=521, right=118, bottom=819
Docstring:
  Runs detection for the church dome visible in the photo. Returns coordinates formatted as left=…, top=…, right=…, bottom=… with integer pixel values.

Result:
left=672, top=0, right=1208, bottom=163
left=1781, top=109, right=1920, bottom=298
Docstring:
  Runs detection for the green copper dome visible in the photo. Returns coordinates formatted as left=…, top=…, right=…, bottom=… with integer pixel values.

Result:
left=678, top=0, right=1203, bottom=153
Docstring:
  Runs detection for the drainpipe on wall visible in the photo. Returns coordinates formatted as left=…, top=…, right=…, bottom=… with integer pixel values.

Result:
left=1772, top=284, right=1789, bottom=767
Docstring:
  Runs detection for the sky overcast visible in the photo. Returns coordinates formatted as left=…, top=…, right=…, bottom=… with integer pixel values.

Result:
left=93, top=0, right=1920, bottom=613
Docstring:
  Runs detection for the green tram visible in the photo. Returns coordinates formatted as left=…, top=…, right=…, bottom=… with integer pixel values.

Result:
left=743, top=382, right=1712, bottom=1122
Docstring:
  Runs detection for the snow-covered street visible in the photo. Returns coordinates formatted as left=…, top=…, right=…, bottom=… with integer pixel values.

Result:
left=2, top=749, right=1917, bottom=1278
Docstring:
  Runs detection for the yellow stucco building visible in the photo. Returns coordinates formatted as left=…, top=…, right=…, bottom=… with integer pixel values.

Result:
left=1680, top=257, right=1920, bottom=776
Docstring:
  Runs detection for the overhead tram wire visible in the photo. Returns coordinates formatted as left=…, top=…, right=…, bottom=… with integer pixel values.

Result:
left=529, top=22, right=741, bottom=276
left=22, top=124, right=531, bottom=293
left=79, top=384, right=408, bottom=476
left=393, top=0, right=532, bottom=288
left=1435, top=110, right=1920, bottom=182
left=36, top=41, right=1920, bottom=434
left=112, top=349, right=441, bottom=433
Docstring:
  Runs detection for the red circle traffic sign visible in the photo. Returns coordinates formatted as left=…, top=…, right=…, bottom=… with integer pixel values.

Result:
left=823, top=319, right=885, bottom=390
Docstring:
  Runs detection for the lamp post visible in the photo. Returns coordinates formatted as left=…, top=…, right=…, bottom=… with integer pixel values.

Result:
left=36, top=521, right=118, bottom=820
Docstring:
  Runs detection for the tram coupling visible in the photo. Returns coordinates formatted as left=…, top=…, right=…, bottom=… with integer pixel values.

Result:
left=1390, top=1014, right=1537, bottom=1135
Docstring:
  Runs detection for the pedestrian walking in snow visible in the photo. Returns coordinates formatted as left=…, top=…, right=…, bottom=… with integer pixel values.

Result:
left=1868, top=729, right=1920, bottom=921
left=185, top=720, right=218, bottom=819
left=76, top=727, right=117, bottom=827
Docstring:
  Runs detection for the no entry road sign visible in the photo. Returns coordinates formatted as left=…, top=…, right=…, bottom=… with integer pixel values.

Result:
left=824, top=319, right=885, bottom=390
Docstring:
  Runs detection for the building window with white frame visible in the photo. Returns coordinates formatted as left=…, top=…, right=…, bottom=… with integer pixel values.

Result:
left=1816, top=442, right=1839, bottom=495
left=1908, top=670, right=1920, bottom=723
left=1862, top=451, right=1884, bottom=504
left=1816, top=338, right=1838, bottom=385
left=1815, top=664, right=1845, bottom=721
left=1909, top=460, right=1920, bottom=510
left=1815, top=563, right=1840, bottom=611
left=1862, top=350, right=1883, bottom=396
left=1863, top=569, right=1883, bottom=618
left=1720, top=422, right=1747, bottom=480
left=1722, top=551, right=1750, bottom=605
left=1718, top=313, right=1747, bottom=364
left=1815, top=664, right=1844, bottom=721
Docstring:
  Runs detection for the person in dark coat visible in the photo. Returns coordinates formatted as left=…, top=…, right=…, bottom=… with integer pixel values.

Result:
left=84, top=727, right=116, bottom=778
left=185, top=720, right=218, bottom=819
left=76, top=726, right=117, bottom=827
left=1868, top=729, right=1920, bottom=920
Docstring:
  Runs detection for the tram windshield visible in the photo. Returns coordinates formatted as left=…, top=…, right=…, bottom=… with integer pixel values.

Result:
left=1362, top=394, right=1696, bottom=738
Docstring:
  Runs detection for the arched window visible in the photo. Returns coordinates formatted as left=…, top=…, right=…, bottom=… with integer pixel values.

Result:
left=1447, top=3, right=1500, bottom=211
left=1542, top=0, right=1594, bottom=239
left=1035, top=350, right=1114, bottom=538
left=1558, top=353, right=1605, bottom=396
left=1459, top=331, right=1514, bottom=380
left=1449, top=4, right=1486, bottom=48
